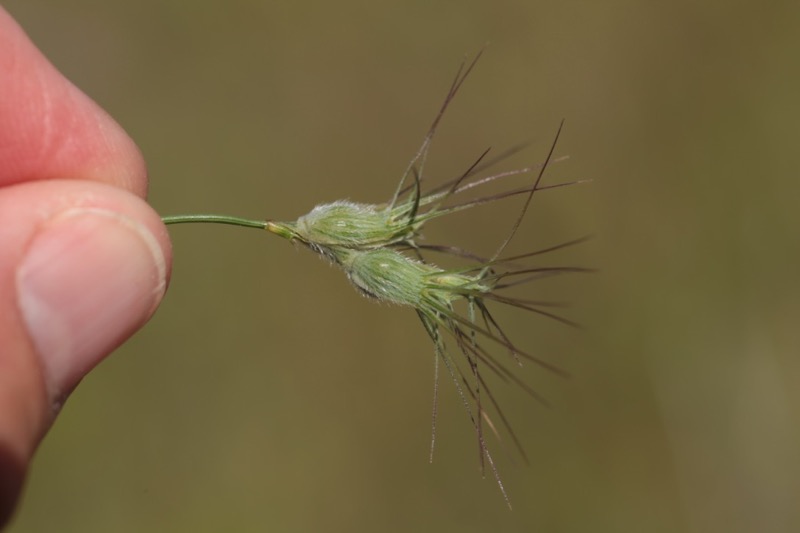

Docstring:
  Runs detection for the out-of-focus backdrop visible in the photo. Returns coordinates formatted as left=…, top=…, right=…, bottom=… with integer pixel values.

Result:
left=5, top=1, right=799, bottom=532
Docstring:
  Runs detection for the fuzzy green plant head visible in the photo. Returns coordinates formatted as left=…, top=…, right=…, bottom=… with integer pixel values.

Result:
left=269, top=109, right=588, bottom=507
left=263, top=50, right=567, bottom=257
left=264, top=159, right=551, bottom=255
left=161, top=51, right=590, bottom=508
left=266, top=200, right=421, bottom=250
left=335, top=247, right=490, bottom=307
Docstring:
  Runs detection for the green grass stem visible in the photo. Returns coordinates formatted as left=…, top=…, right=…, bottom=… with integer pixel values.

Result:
left=161, top=214, right=267, bottom=230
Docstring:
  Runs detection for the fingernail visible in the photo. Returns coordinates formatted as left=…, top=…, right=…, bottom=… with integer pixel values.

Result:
left=16, top=208, right=166, bottom=402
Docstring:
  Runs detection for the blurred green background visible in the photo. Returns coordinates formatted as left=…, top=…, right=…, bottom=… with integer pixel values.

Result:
left=5, top=1, right=800, bottom=531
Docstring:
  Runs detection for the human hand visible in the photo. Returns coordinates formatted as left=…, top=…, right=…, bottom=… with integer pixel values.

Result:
left=0, top=7, right=172, bottom=527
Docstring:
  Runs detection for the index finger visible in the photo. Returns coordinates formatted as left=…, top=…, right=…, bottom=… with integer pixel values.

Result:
left=0, top=7, right=147, bottom=196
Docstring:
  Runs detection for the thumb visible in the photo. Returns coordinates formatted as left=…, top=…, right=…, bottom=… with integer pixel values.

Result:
left=0, top=180, right=171, bottom=526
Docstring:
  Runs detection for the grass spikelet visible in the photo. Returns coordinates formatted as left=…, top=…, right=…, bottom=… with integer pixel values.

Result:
left=161, top=52, right=590, bottom=507
left=324, top=229, right=587, bottom=507
left=264, top=52, right=586, bottom=257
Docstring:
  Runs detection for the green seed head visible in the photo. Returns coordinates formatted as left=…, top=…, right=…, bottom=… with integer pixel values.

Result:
left=159, top=51, right=586, bottom=509
left=338, top=247, right=429, bottom=306
left=268, top=200, right=418, bottom=250
left=336, top=247, right=493, bottom=309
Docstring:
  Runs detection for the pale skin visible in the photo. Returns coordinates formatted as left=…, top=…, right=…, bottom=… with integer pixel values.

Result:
left=0, top=7, right=172, bottom=527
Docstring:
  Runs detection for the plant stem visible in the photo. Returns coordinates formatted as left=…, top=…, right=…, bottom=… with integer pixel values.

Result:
left=161, top=214, right=267, bottom=230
